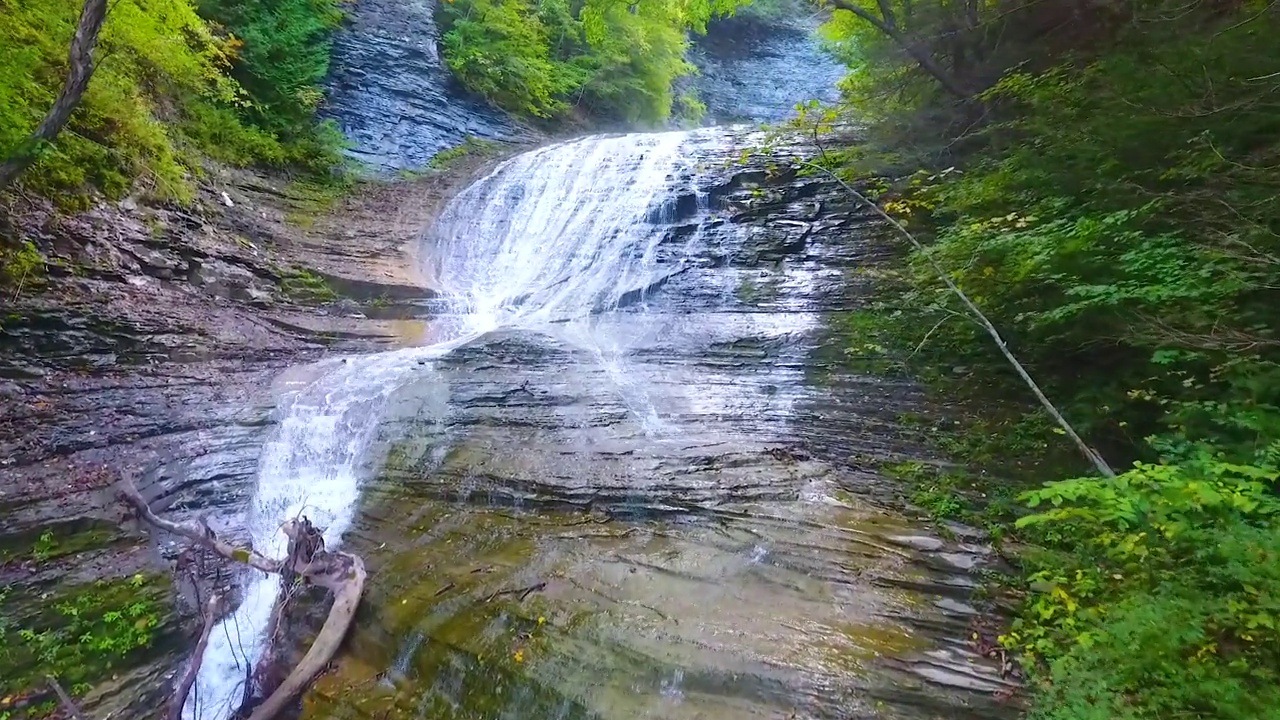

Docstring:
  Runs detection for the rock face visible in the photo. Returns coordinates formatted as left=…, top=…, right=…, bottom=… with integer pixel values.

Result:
left=323, top=0, right=534, bottom=172
left=322, top=0, right=843, bottom=171
left=690, top=10, right=845, bottom=124
left=293, top=129, right=1019, bottom=720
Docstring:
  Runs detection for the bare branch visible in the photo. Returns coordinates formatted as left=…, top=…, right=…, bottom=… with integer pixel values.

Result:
left=910, top=314, right=953, bottom=358
left=47, top=677, right=86, bottom=720
left=120, top=481, right=366, bottom=720
left=245, top=556, right=365, bottom=720
left=798, top=159, right=1116, bottom=478
left=118, top=482, right=283, bottom=575
left=169, top=594, right=226, bottom=720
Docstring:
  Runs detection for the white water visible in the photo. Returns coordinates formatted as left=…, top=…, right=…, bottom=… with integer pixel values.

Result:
left=186, top=131, right=715, bottom=720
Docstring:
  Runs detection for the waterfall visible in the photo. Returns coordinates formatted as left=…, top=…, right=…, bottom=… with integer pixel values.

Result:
left=185, top=131, right=711, bottom=720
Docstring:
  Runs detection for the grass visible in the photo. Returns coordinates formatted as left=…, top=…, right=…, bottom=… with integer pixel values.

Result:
left=281, top=267, right=338, bottom=303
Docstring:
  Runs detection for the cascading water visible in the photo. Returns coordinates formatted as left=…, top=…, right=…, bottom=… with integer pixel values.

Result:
left=186, top=131, right=712, bottom=720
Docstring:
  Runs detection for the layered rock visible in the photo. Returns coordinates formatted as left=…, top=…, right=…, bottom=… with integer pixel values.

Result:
left=690, top=9, right=845, bottom=123
left=323, top=0, right=534, bottom=172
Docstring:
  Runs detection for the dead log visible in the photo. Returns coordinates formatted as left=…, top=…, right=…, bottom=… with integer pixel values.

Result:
left=118, top=482, right=365, bottom=720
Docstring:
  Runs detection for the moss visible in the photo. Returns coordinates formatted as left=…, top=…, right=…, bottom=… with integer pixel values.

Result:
left=0, top=240, right=47, bottom=294
left=283, top=177, right=358, bottom=228
left=281, top=267, right=339, bottom=303
left=0, top=573, right=175, bottom=700
left=427, top=136, right=499, bottom=171
left=0, top=520, right=123, bottom=567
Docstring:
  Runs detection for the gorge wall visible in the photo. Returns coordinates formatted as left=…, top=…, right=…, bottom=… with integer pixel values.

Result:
left=690, top=10, right=845, bottom=124
left=323, top=0, right=844, bottom=170
left=323, top=0, right=534, bottom=172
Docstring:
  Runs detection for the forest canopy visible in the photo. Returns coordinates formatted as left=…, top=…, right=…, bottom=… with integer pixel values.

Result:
left=437, top=0, right=742, bottom=124
left=0, top=0, right=345, bottom=202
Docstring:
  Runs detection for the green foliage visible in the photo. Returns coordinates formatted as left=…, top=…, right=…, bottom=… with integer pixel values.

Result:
left=1008, top=460, right=1280, bottom=720
left=809, top=3, right=1280, bottom=718
left=0, top=0, right=344, bottom=202
left=281, top=267, right=337, bottom=302
left=197, top=0, right=343, bottom=132
left=441, top=0, right=586, bottom=118
left=437, top=0, right=741, bottom=124
left=30, top=531, right=57, bottom=564
left=0, top=240, right=46, bottom=292
left=429, top=136, right=500, bottom=170
left=0, top=575, right=167, bottom=698
left=0, top=0, right=231, bottom=200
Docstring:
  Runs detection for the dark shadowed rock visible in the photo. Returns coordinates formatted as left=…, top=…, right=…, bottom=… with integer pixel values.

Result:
left=323, top=0, right=535, bottom=172
left=189, top=258, right=274, bottom=303
left=690, top=10, right=845, bottom=124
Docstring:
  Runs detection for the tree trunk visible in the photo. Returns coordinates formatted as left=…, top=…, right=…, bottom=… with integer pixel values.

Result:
left=825, top=0, right=974, bottom=99
left=0, top=0, right=109, bottom=190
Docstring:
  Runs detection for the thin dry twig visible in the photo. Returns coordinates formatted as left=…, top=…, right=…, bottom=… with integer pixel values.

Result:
left=168, top=594, right=226, bottom=720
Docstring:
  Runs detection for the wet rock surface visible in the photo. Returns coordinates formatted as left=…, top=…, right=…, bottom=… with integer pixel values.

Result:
left=322, top=0, right=839, bottom=173
left=0, top=161, right=497, bottom=718
left=2, top=131, right=1017, bottom=719
left=691, top=11, right=844, bottom=124
left=280, top=130, right=1020, bottom=720
left=324, top=0, right=535, bottom=172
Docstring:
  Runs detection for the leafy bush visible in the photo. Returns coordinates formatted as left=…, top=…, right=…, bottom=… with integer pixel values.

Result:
left=0, top=240, right=46, bottom=291
left=1009, top=460, right=1280, bottom=720
left=0, top=0, right=344, bottom=202
left=437, top=0, right=739, bottom=124
left=805, top=3, right=1280, bottom=719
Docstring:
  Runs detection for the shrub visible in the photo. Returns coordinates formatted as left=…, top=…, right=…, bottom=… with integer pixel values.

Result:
left=437, top=0, right=740, bottom=125
left=0, top=0, right=345, bottom=202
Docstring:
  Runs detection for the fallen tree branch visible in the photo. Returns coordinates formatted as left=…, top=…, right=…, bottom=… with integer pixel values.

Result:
left=245, top=554, right=364, bottom=720
left=119, top=481, right=366, bottom=720
left=168, top=594, right=225, bottom=720
left=46, top=676, right=85, bottom=720
left=119, top=483, right=283, bottom=575
left=797, top=160, right=1116, bottom=478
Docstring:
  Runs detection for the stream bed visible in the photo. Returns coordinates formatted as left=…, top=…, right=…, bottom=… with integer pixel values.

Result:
left=182, top=128, right=1016, bottom=720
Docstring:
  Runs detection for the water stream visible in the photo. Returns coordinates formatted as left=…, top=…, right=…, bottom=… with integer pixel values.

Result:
left=186, top=128, right=1013, bottom=720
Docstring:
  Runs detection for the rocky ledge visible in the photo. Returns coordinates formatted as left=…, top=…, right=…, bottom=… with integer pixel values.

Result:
left=0, top=154, right=501, bottom=718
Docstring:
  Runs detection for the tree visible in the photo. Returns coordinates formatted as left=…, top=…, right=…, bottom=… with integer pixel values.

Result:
left=821, top=0, right=974, bottom=98
left=0, top=0, right=108, bottom=190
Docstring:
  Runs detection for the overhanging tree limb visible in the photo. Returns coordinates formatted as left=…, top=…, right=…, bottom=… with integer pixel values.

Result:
left=798, top=159, right=1116, bottom=478
left=823, top=0, right=974, bottom=99
left=0, top=0, right=109, bottom=190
